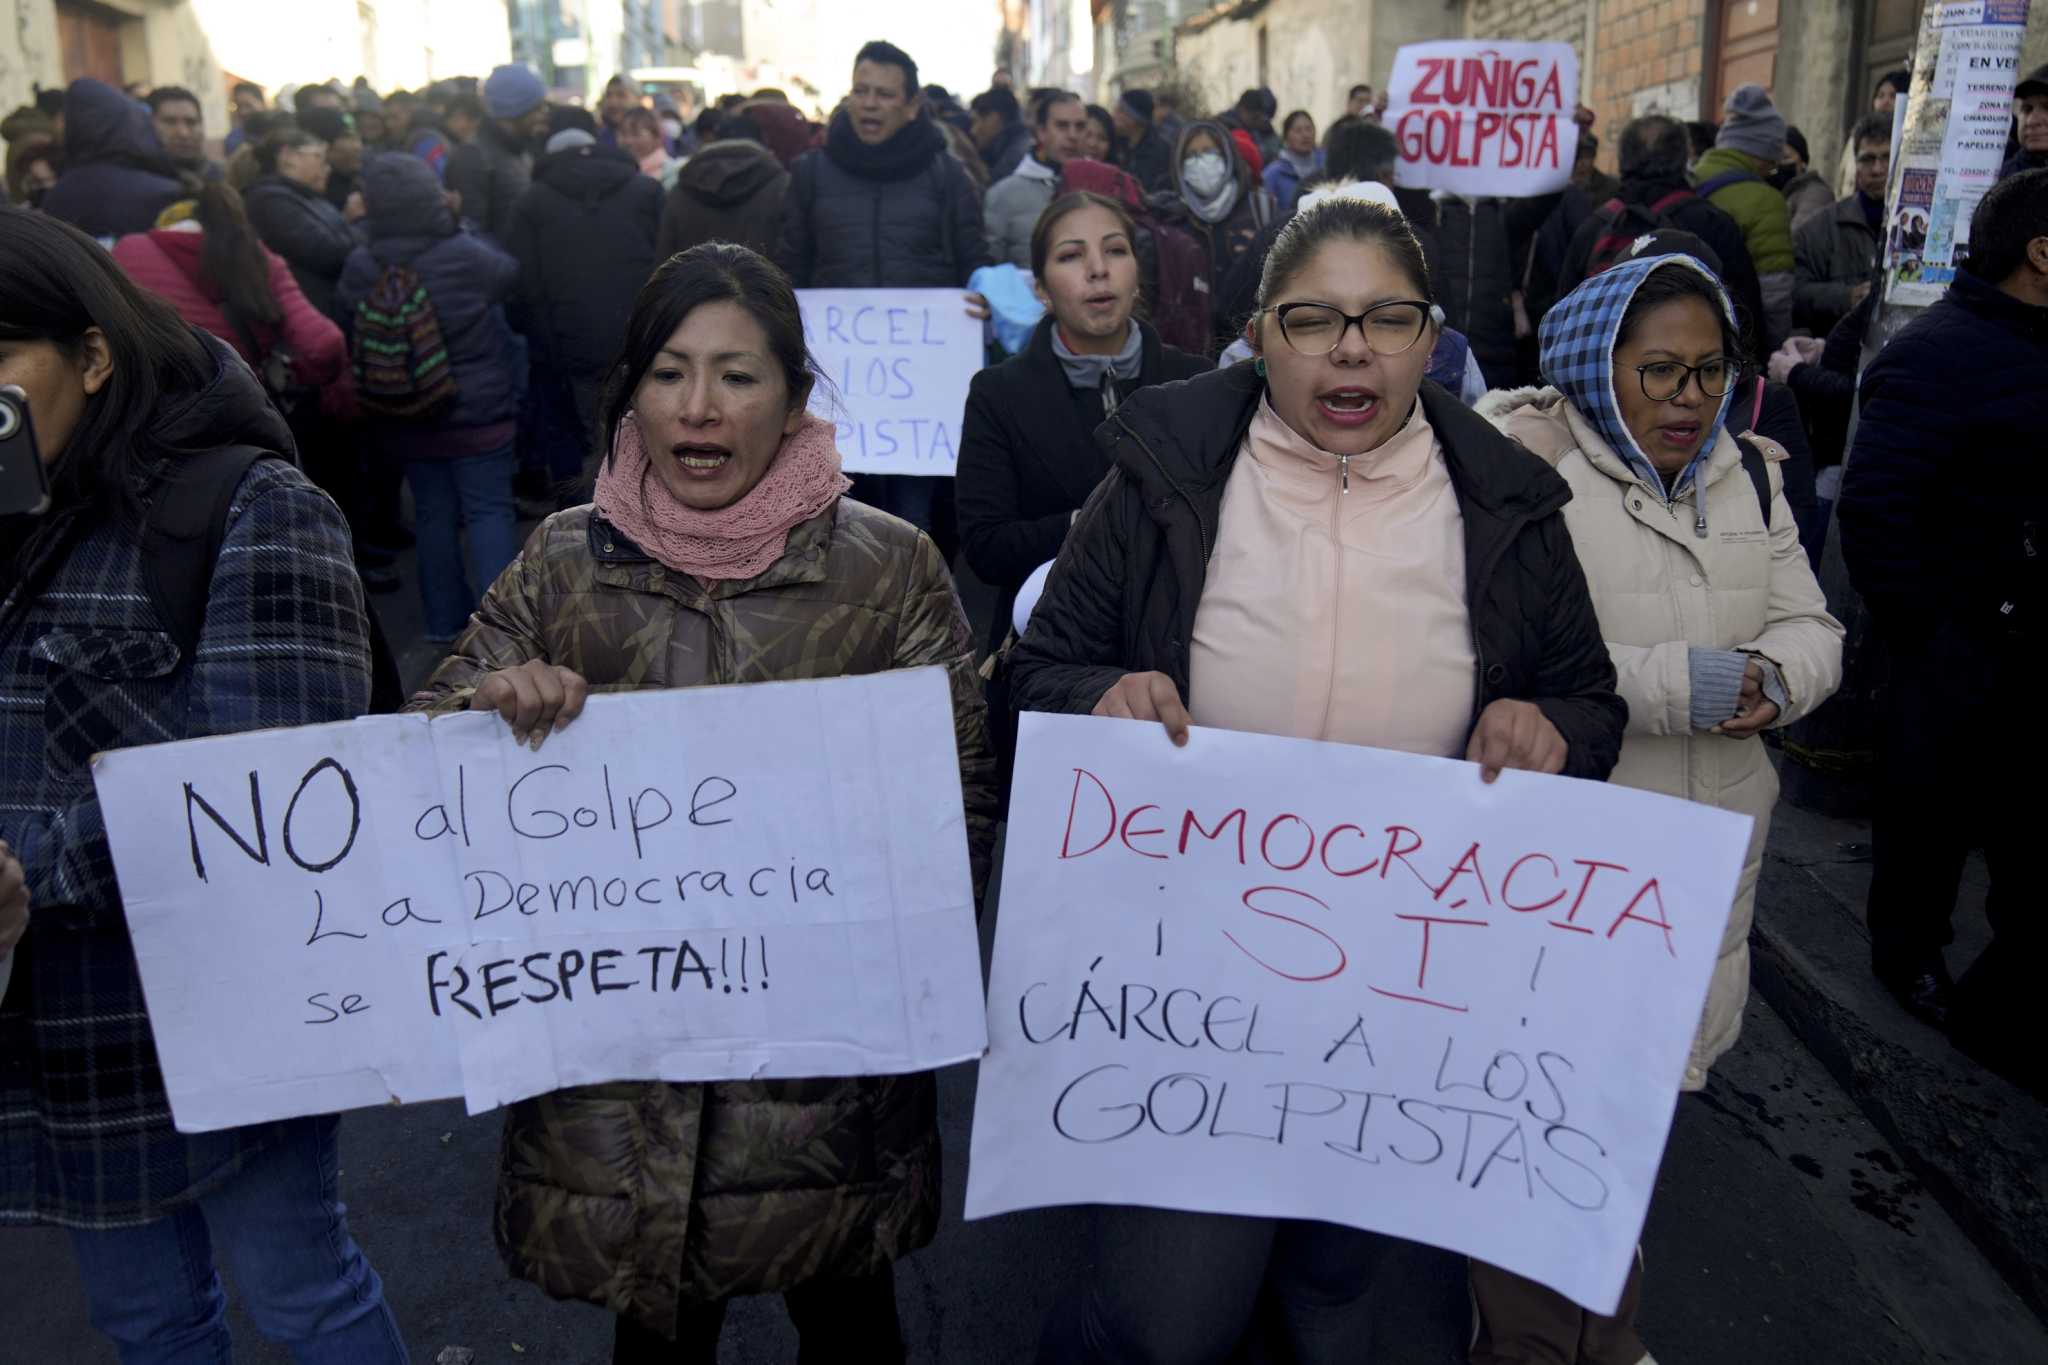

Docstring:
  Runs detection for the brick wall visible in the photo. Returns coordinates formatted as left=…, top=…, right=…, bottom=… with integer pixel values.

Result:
left=1464, top=0, right=1589, bottom=48
left=1465, top=0, right=1708, bottom=171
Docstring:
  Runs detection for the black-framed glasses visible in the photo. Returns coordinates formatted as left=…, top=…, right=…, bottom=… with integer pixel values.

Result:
left=1632, top=358, right=1738, bottom=402
left=1271, top=299, right=1432, bottom=357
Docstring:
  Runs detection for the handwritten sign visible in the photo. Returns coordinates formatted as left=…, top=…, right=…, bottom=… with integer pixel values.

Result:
left=798, top=288, right=982, bottom=477
left=91, top=671, right=985, bottom=1130
left=965, top=715, right=1750, bottom=1314
left=1387, top=40, right=1578, bottom=198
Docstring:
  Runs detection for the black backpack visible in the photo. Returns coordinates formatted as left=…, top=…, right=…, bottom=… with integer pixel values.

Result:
left=143, top=446, right=404, bottom=713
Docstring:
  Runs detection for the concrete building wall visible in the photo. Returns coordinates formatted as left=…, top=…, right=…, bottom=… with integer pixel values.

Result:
left=3, top=0, right=508, bottom=156
left=1171, top=0, right=1401, bottom=126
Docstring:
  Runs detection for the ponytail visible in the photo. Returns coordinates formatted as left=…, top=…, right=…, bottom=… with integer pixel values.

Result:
left=195, top=181, right=284, bottom=329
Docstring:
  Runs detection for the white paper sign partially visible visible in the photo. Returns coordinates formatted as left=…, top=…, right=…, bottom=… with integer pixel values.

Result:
left=965, top=714, right=1752, bottom=1315
left=1386, top=40, right=1579, bottom=197
left=798, top=288, right=983, bottom=477
left=91, top=670, right=984, bottom=1130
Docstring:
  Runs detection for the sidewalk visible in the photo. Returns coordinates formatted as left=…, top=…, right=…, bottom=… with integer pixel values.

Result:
left=1751, top=768, right=2047, bottom=1322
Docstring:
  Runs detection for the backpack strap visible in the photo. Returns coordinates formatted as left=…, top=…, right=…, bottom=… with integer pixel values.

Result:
left=1693, top=168, right=1760, bottom=199
left=141, top=445, right=270, bottom=665
left=1734, top=435, right=1773, bottom=531
left=1647, top=187, right=1697, bottom=217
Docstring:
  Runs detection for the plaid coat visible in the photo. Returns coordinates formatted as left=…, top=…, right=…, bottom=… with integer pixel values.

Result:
left=0, top=358, right=371, bottom=1228
left=409, top=498, right=996, bottom=1340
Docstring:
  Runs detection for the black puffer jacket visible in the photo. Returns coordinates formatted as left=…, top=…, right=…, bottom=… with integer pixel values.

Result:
left=445, top=120, right=533, bottom=244
left=505, top=142, right=661, bottom=379
left=657, top=138, right=789, bottom=259
left=244, top=174, right=361, bottom=323
left=1839, top=270, right=2048, bottom=643
left=39, top=79, right=184, bottom=240
left=1008, top=364, right=1627, bottom=781
left=955, top=316, right=1208, bottom=655
left=1429, top=196, right=1519, bottom=388
left=774, top=111, right=988, bottom=288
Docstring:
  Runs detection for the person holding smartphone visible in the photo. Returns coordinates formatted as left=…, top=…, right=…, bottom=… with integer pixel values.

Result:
left=0, top=207, right=409, bottom=1362
left=0, top=841, right=24, bottom=1004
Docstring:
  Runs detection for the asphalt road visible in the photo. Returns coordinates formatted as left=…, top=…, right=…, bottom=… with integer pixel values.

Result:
left=3, top=541, right=2043, bottom=1364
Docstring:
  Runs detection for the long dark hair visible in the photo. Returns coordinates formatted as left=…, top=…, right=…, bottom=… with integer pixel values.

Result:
left=195, top=182, right=283, bottom=328
left=600, top=243, right=819, bottom=466
left=0, top=207, right=211, bottom=532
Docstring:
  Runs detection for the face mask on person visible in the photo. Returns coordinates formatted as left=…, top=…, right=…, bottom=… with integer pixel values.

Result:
left=1183, top=150, right=1229, bottom=197
left=1767, top=163, right=1798, bottom=191
left=660, top=116, right=683, bottom=142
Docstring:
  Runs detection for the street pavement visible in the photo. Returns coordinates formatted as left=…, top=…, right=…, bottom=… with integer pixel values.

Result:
left=3, top=534, right=2043, bottom=1364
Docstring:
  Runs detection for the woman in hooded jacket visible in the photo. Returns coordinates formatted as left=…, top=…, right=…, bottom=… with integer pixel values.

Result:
left=1171, top=119, right=1278, bottom=354
left=1473, top=253, right=1843, bottom=1364
left=0, top=206, right=405, bottom=1362
left=1012, top=196, right=1624, bottom=1365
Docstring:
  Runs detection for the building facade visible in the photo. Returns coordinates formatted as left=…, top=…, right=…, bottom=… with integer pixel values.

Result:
left=1462, top=0, right=2048, bottom=174
left=3, top=0, right=509, bottom=146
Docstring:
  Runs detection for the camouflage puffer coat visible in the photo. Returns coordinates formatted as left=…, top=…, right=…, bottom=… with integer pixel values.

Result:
left=409, top=496, right=996, bottom=1339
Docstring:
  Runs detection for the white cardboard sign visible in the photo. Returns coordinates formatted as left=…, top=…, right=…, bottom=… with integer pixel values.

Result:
left=965, top=714, right=1751, bottom=1313
left=91, top=670, right=985, bottom=1130
left=1387, top=40, right=1579, bottom=198
left=798, top=288, right=983, bottom=476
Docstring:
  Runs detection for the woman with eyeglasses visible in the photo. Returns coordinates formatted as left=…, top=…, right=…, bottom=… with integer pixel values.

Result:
left=1475, top=254, right=1841, bottom=1363
left=1011, top=197, right=1626, bottom=1365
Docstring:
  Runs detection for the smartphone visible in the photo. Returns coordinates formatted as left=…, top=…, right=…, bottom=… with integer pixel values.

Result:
left=0, top=385, right=53, bottom=517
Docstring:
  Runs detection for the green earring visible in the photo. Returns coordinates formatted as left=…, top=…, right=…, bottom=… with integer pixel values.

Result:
left=1254, top=357, right=1267, bottom=377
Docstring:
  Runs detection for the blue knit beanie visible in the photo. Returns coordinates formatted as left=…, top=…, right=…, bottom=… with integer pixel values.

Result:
left=484, top=64, right=546, bottom=120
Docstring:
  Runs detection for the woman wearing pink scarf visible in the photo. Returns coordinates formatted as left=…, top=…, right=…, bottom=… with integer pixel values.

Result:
left=410, top=244, right=996, bottom=1362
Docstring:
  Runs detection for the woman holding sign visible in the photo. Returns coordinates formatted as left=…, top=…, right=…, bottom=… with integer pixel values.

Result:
left=410, top=242, right=996, bottom=1362
left=1475, top=252, right=1841, bottom=1362
left=0, top=209, right=407, bottom=1361
left=1010, top=197, right=1624, bottom=1361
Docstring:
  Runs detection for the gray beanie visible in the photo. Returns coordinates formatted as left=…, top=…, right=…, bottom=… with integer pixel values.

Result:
left=1716, top=83, right=1785, bottom=162
left=484, top=64, right=547, bottom=120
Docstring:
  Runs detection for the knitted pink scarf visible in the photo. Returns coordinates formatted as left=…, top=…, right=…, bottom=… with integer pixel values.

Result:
left=593, top=414, right=851, bottom=581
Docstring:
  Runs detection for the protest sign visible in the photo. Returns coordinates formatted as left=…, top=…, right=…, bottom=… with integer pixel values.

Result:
left=965, top=715, right=1752, bottom=1313
left=91, top=670, right=985, bottom=1130
left=798, top=288, right=983, bottom=477
left=1386, top=40, right=1578, bottom=197
left=1884, top=0, right=2031, bottom=306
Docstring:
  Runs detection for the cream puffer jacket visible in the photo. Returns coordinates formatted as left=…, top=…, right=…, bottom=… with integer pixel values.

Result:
left=1480, top=387, right=1844, bottom=1090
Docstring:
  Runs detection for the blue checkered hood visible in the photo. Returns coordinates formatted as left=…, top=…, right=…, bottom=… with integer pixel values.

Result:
left=1538, top=253, right=1736, bottom=502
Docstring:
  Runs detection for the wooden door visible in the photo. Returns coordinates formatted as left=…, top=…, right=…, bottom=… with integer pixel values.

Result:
left=55, top=1, right=127, bottom=88
left=1708, top=0, right=1782, bottom=115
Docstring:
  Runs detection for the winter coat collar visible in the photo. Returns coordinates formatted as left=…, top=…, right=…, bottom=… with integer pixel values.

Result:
left=532, top=141, right=640, bottom=199
left=1948, top=268, right=2048, bottom=345
left=1102, top=362, right=1571, bottom=529
left=586, top=500, right=836, bottom=598
left=1479, top=384, right=1746, bottom=507
left=823, top=109, right=947, bottom=183
left=1537, top=251, right=1736, bottom=505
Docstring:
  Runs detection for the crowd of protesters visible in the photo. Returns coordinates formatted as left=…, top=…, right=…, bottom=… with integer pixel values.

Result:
left=0, top=34, right=2042, bottom=1365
